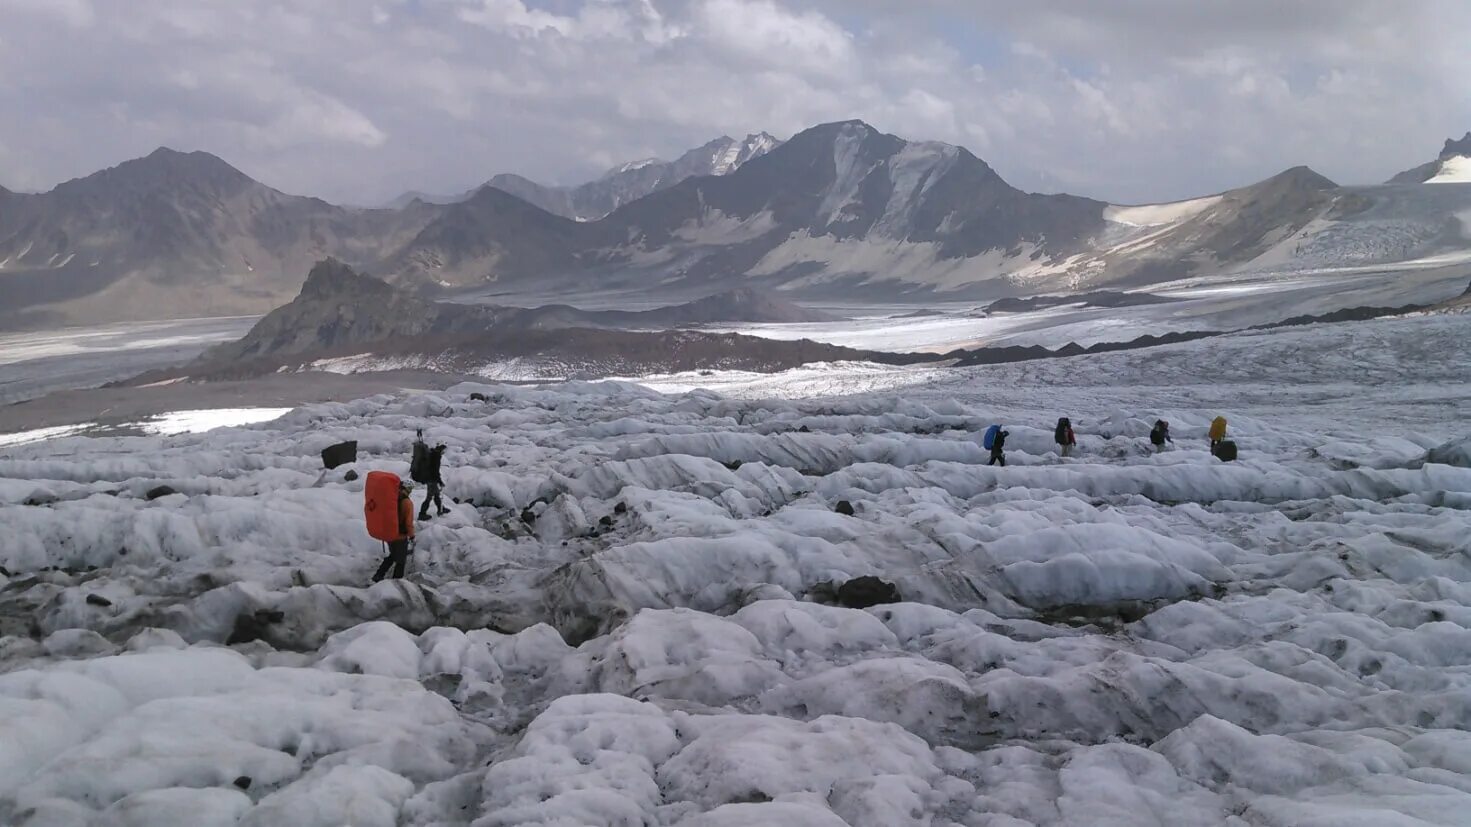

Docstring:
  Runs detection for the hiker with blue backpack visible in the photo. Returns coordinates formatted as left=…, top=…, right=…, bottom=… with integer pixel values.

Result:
left=984, top=424, right=1010, bottom=466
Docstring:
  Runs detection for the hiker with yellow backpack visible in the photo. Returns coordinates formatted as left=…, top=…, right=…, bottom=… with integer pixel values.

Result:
left=1209, top=416, right=1237, bottom=462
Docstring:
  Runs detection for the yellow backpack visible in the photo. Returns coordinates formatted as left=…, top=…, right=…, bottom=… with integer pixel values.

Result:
left=1209, top=416, right=1228, bottom=441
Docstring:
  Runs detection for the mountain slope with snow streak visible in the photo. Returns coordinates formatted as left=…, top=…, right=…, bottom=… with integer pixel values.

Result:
left=3, top=312, right=1471, bottom=825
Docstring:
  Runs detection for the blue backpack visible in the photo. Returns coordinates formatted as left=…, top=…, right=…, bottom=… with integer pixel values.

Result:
left=983, top=424, right=1001, bottom=450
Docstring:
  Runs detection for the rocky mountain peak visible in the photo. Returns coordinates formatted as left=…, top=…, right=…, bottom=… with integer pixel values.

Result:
left=1264, top=165, right=1338, bottom=191
left=53, top=146, right=254, bottom=199
left=297, top=258, right=395, bottom=301
left=1441, top=132, right=1471, bottom=159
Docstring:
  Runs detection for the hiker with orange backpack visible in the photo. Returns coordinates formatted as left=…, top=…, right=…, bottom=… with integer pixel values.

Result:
left=365, top=471, right=416, bottom=582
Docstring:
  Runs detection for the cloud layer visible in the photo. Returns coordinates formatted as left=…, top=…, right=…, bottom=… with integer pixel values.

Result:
left=1, top=0, right=1467, bottom=204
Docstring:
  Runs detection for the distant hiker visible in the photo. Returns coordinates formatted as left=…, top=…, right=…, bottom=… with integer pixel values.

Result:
left=1150, top=420, right=1173, bottom=452
left=984, top=424, right=1010, bottom=467
left=419, top=445, right=449, bottom=521
left=365, top=472, right=415, bottom=582
left=411, top=431, right=450, bottom=521
left=1208, top=416, right=1228, bottom=454
left=1054, top=417, right=1076, bottom=457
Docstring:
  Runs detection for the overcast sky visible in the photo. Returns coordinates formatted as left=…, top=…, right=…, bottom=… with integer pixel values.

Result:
left=2, top=0, right=1468, bottom=205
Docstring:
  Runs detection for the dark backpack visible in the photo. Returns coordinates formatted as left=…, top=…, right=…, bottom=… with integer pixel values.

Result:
left=410, top=440, right=431, bottom=483
left=1055, top=418, right=1071, bottom=444
left=1150, top=421, right=1169, bottom=446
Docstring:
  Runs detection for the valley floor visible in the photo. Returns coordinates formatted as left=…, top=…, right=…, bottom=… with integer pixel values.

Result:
left=1, top=314, right=1469, bottom=825
left=0, top=316, right=257, bottom=406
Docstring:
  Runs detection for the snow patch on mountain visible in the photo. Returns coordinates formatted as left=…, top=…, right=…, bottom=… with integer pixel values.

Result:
left=752, top=231, right=1072, bottom=292
left=874, top=142, right=961, bottom=237
left=1426, top=155, right=1471, bottom=184
left=817, top=124, right=883, bottom=227
left=614, top=158, right=660, bottom=174
left=670, top=208, right=780, bottom=246
left=711, top=133, right=780, bottom=176
left=1104, top=195, right=1222, bottom=228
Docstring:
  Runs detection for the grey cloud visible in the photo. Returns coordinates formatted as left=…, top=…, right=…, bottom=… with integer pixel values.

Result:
left=0, top=0, right=1466, bottom=205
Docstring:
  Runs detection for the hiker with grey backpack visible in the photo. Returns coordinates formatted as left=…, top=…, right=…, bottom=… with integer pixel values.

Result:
left=410, top=430, right=451, bottom=520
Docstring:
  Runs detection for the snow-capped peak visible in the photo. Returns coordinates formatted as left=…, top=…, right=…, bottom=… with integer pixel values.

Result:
left=614, top=158, right=661, bottom=175
left=710, top=132, right=782, bottom=176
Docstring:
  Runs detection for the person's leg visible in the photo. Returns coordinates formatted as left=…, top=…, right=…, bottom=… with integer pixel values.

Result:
left=433, top=482, right=447, bottom=515
left=418, top=488, right=431, bottom=520
left=372, top=545, right=393, bottom=582
left=999, top=453, right=1006, bottom=467
left=390, top=539, right=409, bottom=579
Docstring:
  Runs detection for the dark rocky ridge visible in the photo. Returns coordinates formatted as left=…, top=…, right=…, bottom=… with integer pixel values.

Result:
left=170, top=260, right=900, bottom=381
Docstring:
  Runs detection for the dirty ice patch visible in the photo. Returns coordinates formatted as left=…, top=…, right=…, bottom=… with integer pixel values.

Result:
left=136, top=408, right=292, bottom=436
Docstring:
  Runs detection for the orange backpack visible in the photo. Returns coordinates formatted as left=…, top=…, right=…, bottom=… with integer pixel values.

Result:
left=365, top=471, right=406, bottom=542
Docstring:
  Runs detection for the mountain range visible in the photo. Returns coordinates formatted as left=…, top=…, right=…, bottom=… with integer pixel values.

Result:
left=383, top=133, right=780, bottom=220
left=4, top=123, right=1471, bottom=329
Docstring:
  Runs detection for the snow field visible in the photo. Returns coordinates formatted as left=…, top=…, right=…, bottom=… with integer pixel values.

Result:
left=0, top=313, right=1470, bottom=824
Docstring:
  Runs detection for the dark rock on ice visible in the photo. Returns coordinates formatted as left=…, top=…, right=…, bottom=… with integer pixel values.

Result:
left=836, top=576, right=901, bottom=609
left=145, top=485, right=178, bottom=501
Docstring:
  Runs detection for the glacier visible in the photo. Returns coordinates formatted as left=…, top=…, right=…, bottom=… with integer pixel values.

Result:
left=1, top=312, right=1470, bottom=825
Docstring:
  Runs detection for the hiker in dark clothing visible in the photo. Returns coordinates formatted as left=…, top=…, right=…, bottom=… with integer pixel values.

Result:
left=418, top=444, right=449, bottom=521
left=1054, top=417, right=1076, bottom=458
left=373, top=481, right=416, bottom=582
left=1150, top=420, right=1173, bottom=453
left=988, top=427, right=1010, bottom=467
